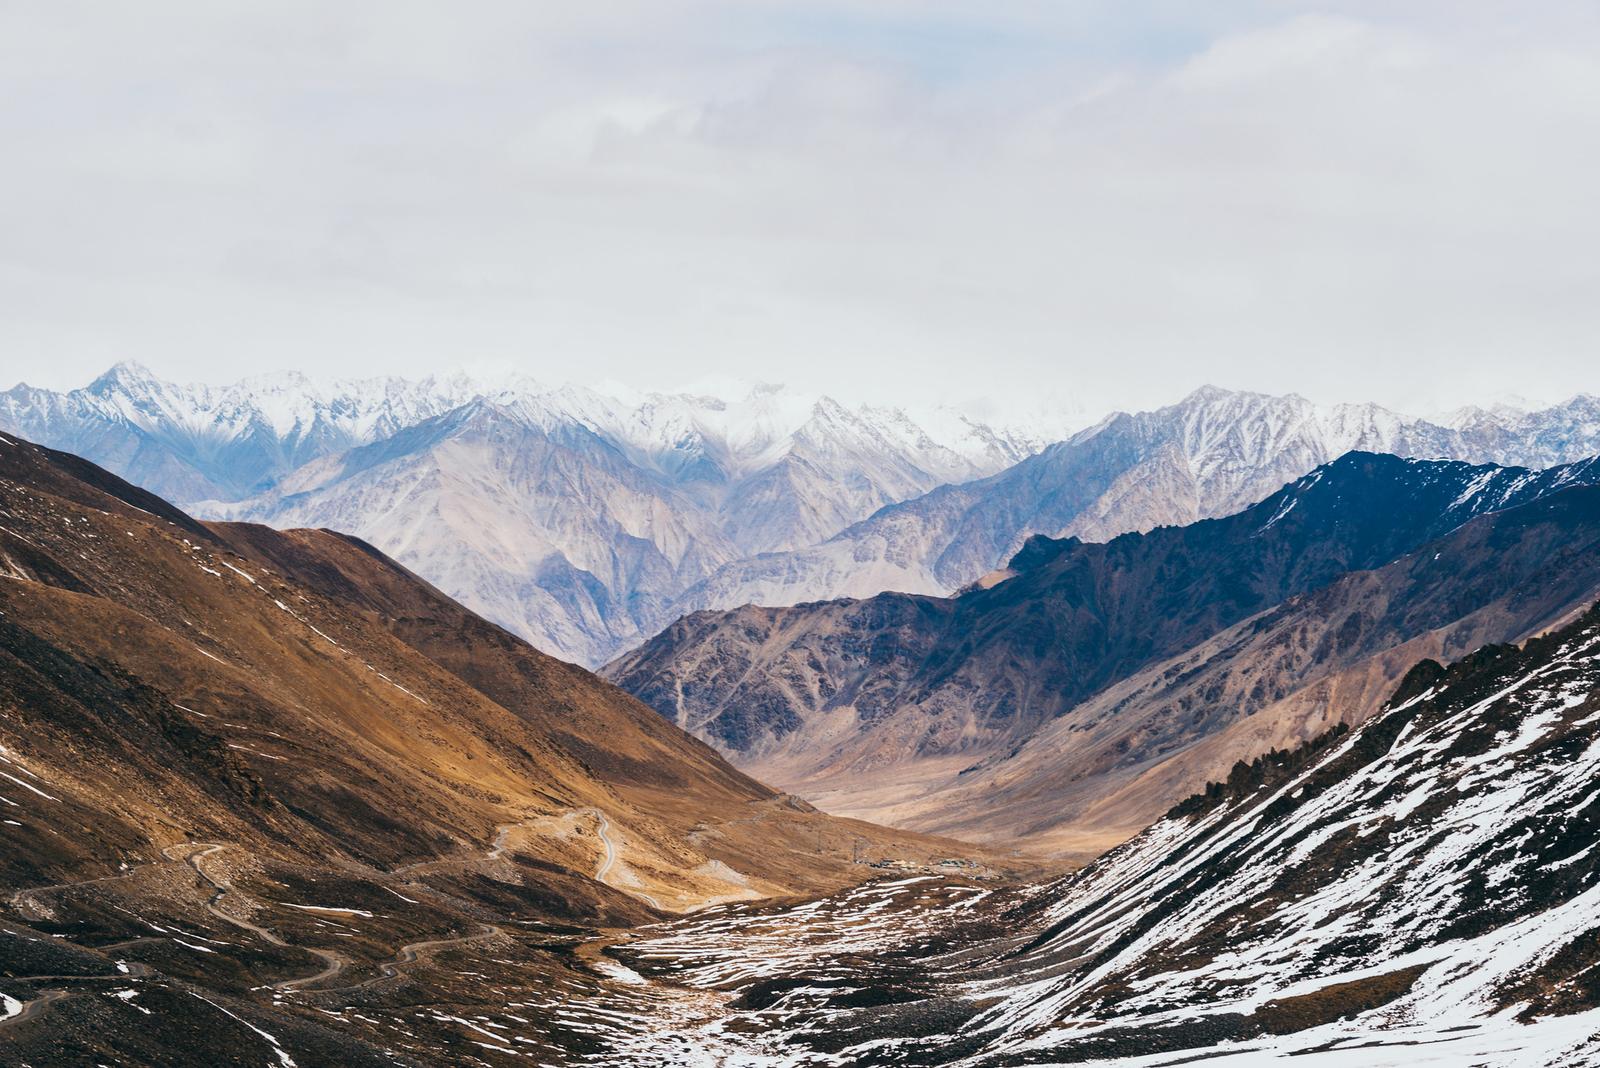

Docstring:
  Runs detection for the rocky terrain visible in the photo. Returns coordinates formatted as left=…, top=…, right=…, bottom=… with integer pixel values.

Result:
left=2, top=364, right=1051, bottom=664
left=675, top=386, right=1600, bottom=613
left=0, top=430, right=1005, bottom=1066
left=9, top=366, right=1600, bottom=669
left=593, top=600, right=1600, bottom=1065
left=3, top=427, right=1596, bottom=1066
left=608, top=452, right=1600, bottom=856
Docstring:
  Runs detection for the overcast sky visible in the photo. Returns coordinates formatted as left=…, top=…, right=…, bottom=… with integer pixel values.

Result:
left=2, top=2, right=1597, bottom=416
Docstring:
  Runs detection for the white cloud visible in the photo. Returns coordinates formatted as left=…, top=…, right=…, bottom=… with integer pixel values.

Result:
left=1170, top=15, right=1404, bottom=90
left=1, top=2, right=1597, bottom=417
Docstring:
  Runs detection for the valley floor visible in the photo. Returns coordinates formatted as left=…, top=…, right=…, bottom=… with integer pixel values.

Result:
left=5, top=838, right=1600, bottom=1066
left=595, top=878, right=1600, bottom=1067
left=0, top=827, right=1018, bottom=1066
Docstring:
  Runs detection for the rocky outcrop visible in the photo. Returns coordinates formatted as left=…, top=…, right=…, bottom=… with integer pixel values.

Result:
left=616, top=602, right=1600, bottom=1064
left=607, top=453, right=1600, bottom=851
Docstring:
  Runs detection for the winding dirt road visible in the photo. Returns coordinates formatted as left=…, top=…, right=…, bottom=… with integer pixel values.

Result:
left=0, top=989, right=70, bottom=1031
left=318, top=924, right=504, bottom=994
left=393, top=808, right=663, bottom=909
left=584, top=809, right=664, bottom=910
left=591, top=810, right=619, bottom=881
left=1, top=850, right=205, bottom=1030
left=3, top=837, right=511, bottom=1027
left=166, top=842, right=348, bottom=991
left=478, top=807, right=658, bottom=907
left=7, top=853, right=167, bottom=920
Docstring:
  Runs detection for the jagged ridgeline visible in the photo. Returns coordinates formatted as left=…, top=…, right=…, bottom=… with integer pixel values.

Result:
left=609, top=450, right=1600, bottom=858
left=8, top=369, right=1600, bottom=670
left=611, top=603, right=1600, bottom=1064
left=1164, top=721, right=1350, bottom=820
left=0, top=365, right=1052, bottom=666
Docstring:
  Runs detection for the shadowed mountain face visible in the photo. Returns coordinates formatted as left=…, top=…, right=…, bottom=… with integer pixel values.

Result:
left=607, top=452, right=1600, bottom=854
left=606, top=603, right=1600, bottom=1065
left=11, top=369, right=1600, bottom=671
left=0, top=430, right=998, bottom=1066
left=669, top=387, right=1600, bottom=616
left=191, top=389, right=1041, bottom=666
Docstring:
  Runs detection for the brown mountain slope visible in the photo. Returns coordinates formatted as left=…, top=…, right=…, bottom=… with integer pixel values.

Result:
left=0, top=430, right=1003, bottom=1066
left=847, top=487, right=1600, bottom=855
left=609, top=454, right=1600, bottom=859
left=0, top=428, right=979, bottom=906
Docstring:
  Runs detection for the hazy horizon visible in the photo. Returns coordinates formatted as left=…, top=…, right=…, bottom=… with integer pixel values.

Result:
left=7, top=357, right=1589, bottom=431
left=4, top=2, right=1598, bottom=416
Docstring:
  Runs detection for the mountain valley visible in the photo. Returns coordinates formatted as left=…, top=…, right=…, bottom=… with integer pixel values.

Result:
left=609, top=453, right=1600, bottom=857
left=12, top=5, right=1598, bottom=1061
left=0, top=430, right=1008, bottom=1065
left=4, top=379, right=1600, bottom=1066
left=8, top=367, right=1600, bottom=670
left=595, top=600, right=1600, bottom=1064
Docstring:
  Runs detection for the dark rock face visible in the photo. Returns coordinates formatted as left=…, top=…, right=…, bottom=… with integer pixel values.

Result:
left=606, top=453, right=1600, bottom=845
left=615, top=604, right=1600, bottom=1064
left=1164, top=722, right=1350, bottom=821
left=921, top=452, right=1600, bottom=723
left=613, top=452, right=1600, bottom=752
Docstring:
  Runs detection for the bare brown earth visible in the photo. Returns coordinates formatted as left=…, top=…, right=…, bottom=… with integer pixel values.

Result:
left=610, top=454, right=1600, bottom=858
left=0, top=430, right=1029, bottom=1065
left=908, top=499, right=1600, bottom=854
left=747, top=506, right=1600, bottom=857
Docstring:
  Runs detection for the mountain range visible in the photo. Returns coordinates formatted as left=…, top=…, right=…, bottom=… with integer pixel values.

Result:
left=607, top=452, right=1600, bottom=858
left=1, top=364, right=1057, bottom=664
left=6, top=366, right=1600, bottom=668
left=670, top=386, right=1600, bottom=615
left=0, top=428, right=999, bottom=1065
left=610, top=599, right=1600, bottom=1064
left=3, top=421, right=1599, bottom=1064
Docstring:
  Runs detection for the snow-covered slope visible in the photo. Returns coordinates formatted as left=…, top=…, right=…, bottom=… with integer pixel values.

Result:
left=957, top=604, right=1600, bottom=1064
left=610, top=602, right=1600, bottom=1065
left=11, top=366, right=1598, bottom=666
left=0, top=361, right=488, bottom=503
left=496, top=382, right=1049, bottom=556
left=1, top=365, right=1057, bottom=663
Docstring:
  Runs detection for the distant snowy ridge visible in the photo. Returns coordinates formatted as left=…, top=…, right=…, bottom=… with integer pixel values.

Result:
left=6, top=365, right=1598, bottom=666
left=0, top=362, right=1064, bottom=511
left=670, top=385, right=1600, bottom=615
left=0, top=362, right=489, bottom=502
left=4, top=363, right=1065, bottom=663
